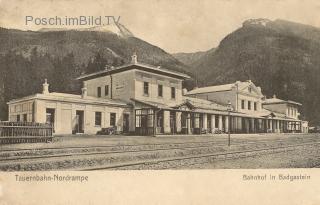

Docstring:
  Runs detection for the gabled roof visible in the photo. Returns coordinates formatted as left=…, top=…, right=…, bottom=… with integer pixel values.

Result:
left=77, top=62, right=190, bottom=81
left=130, top=98, right=175, bottom=109
left=182, top=96, right=230, bottom=111
left=186, top=83, right=235, bottom=95
left=8, top=92, right=129, bottom=107
left=131, top=97, right=230, bottom=113
left=185, top=80, right=262, bottom=96
left=263, top=96, right=302, bottom=106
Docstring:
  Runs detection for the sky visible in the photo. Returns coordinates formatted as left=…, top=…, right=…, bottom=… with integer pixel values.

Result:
left=1, top=0, right=320, bottom=53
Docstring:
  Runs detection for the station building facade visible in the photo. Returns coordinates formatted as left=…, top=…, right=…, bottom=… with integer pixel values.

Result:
left=7, top=54, right=308, bottom=135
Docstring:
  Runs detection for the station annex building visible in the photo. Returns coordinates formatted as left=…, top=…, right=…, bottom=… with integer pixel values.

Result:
left=7, top=54, right=309, bottom=135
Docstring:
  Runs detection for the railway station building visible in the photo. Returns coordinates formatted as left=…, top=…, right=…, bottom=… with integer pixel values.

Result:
left=7, top=54, right=309, bottom=135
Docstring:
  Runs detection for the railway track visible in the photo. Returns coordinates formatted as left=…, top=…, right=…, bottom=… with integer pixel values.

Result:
left=0, top=136, right=319, bottom=171
left=82, top=142, right=320, bottom=170
left=1, top=134, right=317, bottom=153
left=1, top=136, right=319, bottom=162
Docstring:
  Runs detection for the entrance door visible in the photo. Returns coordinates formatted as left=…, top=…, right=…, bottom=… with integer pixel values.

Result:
left=75, top=110, right=84, bottom=133
left=123, top=114, right=130, bottom=133
left=170, top=111, right=176, bottom=134
left=46, top=108, right=55, bottom=124
left=46, top=108, right=55, bottom=133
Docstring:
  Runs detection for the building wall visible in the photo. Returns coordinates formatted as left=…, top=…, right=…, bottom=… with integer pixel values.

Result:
left=8, top=100, right=34, bottom=122
left=9, top=99, right=131, bottom=135
left=84, top=70, right=136, bottom=102
left=134, top=70, right=183, bottom=105
left=263, top=103, right=299, bottom=119
left=188, top=89, right=263, bottom=114
left=237, top=93, right=263, bottom=114
left=190, top=90, right=236, bottom=109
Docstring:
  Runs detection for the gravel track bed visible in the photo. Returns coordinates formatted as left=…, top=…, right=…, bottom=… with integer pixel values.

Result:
left=182, top=144, right=320, bottom=169
left=1, top=140, right=319, bottom=171
left=1, top=135, right=318, bottom=159
left=85, top=143, right=320, bottom=170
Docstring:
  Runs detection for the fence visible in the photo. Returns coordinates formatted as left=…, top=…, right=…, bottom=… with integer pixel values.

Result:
left=0, top=122, right=53, bottom=144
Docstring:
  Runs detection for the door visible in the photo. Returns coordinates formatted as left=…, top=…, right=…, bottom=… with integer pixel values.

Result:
left=75, top=110, right=84, bottom=133
left=170, top=111, right=176, bottom=134
left=123, top=114, right=129, bottom=133
left=46, top=108, right=55, bottom=133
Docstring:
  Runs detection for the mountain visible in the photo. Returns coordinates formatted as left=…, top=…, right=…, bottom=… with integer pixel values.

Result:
left=172, top=51, right=208, bottom=69
left=38, top=23, right=134, bottom=38
left=180, top=18, right=320, bottom=125
left=0, top=25, right=188, bottom=71
left=0, top=26, right=192, bottom=120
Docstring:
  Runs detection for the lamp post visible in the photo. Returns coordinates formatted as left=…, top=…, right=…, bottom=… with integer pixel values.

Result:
left=227, top=101, right=232, bottom=147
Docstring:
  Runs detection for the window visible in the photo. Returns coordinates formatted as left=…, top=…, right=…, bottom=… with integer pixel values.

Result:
left=105, top=85, right=109, bottom=96
left=171, top=87, right=176, bottom=99
left=158, top=84, right=163, bottom=97
left=110, top=113, right=116, bottom=127
left=17, top=115, right=20, bottom=122
left=95, top=112, right=102, bottom=126
left=97, top=87, right=101, bottom=97
left=248, top=87, right=252, bottom=93
left=254, top=102, right=257, bottom=111
left=23, top=114, right=27, bottom=122
left=248, top=101, right=251, bottom=110
left=241, top=100, right=245, bottom=109
left=143, top=82, right=149, bottom=96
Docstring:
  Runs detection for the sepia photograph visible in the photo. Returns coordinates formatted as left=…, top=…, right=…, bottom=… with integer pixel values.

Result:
left=0, top=0, right=320, bottom=204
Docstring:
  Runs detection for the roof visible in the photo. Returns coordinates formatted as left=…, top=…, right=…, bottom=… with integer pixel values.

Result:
left=131, top=98, right=175, bottom=109
left=259, top=108, right=300, bottom=121
left=130, top=98, right=302, bottom=120
left=131, top=97, right=231, bottom=114
left=185, top=81, right=257, bottom=95
left=263, top=97, right=302, bottom=106
left=186, top=83, right=235, bottom=95
left=77, top=62, right=191, bottom=81
left=182, top=96, right=230, bottom=111
left=7, top=92, right=129, bottom=107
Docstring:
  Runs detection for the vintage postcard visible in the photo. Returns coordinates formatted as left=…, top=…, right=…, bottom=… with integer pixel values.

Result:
left=0, top=0, right=320, bottom=204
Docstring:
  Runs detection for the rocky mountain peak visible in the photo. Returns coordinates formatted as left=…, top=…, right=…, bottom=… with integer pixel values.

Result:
left=242, top=18, right=272, bottom=27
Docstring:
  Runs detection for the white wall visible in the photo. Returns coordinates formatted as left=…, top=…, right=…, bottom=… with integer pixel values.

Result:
left=84, top=70, right=136, bottom=102
left=10, top=99, right=131, bottom=135
left=8, top=100, right=34, bottom=122
left=134, top=70, right=183, bottom=105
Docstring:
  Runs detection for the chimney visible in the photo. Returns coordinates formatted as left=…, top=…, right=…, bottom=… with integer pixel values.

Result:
left=182, top=88, right=188, bottom=95
left=81, top=87, right=87, bottom=98
left=257, top=87, right=261, bottom=92
left=131, top=52, right=138, bottom=64
left=42, top=79, right=49, bottom=94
